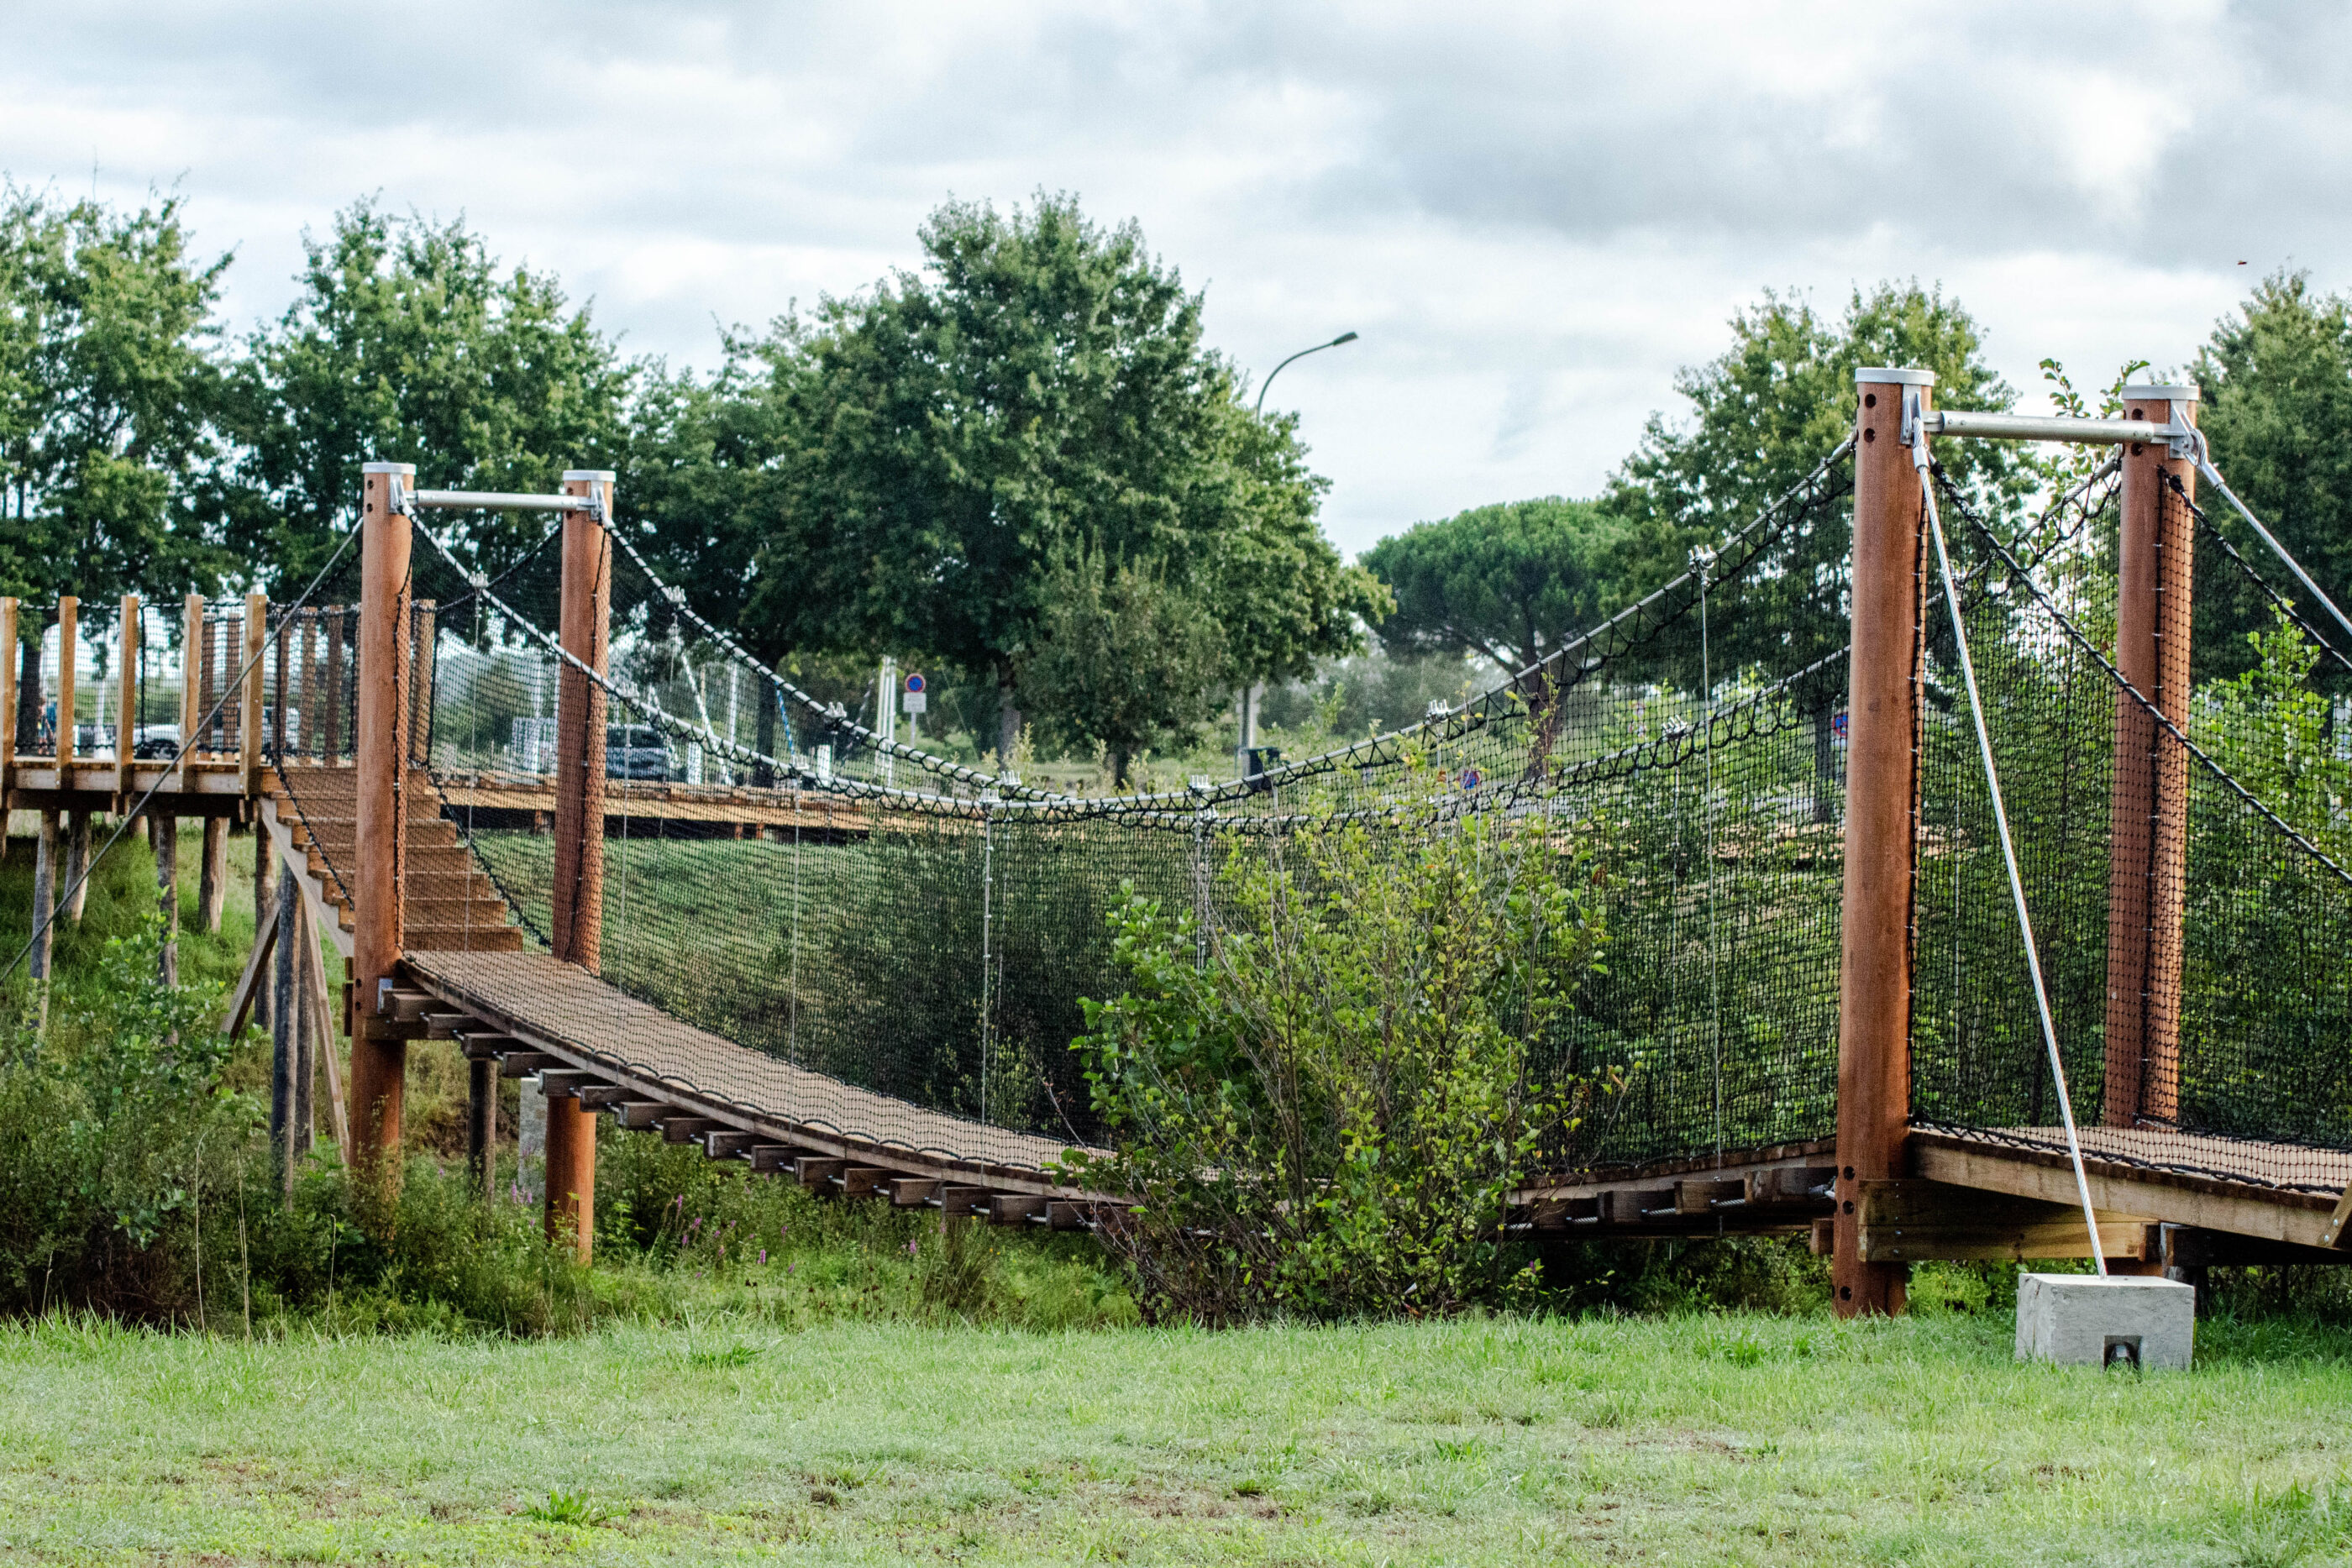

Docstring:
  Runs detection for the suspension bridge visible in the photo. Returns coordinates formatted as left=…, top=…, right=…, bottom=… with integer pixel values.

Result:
left=7, top=371, right=2349, bottom=1316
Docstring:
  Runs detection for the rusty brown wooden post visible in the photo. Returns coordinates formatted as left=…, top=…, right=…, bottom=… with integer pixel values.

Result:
left=115, top=595, right=139, bottom=806
left=350, top=462, right=415, bottom=1175
left=322, top=607, right=345, bottom=759
left=2104, top=384, right=2199, bottom=1135
left=545, top=469, right=615, bottom=1261
left=55, top=596, right=76, bottom=779
left=178, top=594, right=204, bottom=774
left=1833, top=368, right=1934, bottom=1319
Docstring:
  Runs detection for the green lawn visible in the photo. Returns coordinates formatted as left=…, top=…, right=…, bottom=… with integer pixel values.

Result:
left=3, top=1309, right=2349, bottom=1566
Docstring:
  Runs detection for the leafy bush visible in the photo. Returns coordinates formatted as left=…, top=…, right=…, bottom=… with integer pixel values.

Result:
left=0, top=920, right=255, bottom=1318
left=1064, top=758, right=1609, bottom=1324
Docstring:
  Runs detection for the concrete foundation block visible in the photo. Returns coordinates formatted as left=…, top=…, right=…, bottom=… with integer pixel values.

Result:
left=2016, top=1272, right=2194, bottom=1371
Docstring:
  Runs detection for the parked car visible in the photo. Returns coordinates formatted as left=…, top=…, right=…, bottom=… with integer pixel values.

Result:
left=131, top=724, right=182, bottom=759
left=606, top=724, right=672, bottom=781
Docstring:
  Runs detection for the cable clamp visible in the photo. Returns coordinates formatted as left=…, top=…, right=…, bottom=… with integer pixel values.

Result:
left=663, top=585, right=686, bottom=606
left=467, top=572, right=489, bottom=590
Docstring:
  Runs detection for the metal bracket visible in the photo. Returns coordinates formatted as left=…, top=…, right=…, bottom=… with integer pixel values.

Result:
left=387, top=474, right=410, bottom=517
left=1904, top=391, right=1929, bottom=470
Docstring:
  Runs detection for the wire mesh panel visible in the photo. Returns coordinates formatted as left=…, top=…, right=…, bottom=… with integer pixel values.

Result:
left=1914, top=468, right=2352, bottom=1193
left=396, top=451, right=1865, bottom=1168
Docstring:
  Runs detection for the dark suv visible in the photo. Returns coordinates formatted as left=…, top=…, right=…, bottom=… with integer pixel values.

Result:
left=606, top=724, right=672, bottom=781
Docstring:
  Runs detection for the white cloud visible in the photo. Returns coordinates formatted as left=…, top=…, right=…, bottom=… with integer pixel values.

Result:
left=2, top=0, right=2344, bottom=555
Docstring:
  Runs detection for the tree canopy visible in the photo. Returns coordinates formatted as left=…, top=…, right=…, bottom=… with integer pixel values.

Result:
left=2194, top=270, right=2352, bottom=691
left=1602, top=282, right=2026, bottom=685
left=731, top=193, right=1383, bottom=759
left=0, top=188, right=231, bottom=615
left=220, top=200, right=632, bottom=596
left=1361, top=496, right=1629, bottom=675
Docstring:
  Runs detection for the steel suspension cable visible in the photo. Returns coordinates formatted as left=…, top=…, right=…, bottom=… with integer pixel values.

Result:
left=2191, top=441, right=2352, bottom=649
left=1912, top=406, right=2106, bottom=1273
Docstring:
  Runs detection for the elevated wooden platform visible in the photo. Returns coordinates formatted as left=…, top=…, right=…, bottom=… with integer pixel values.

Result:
left=433, top=770, right=879, bottom=837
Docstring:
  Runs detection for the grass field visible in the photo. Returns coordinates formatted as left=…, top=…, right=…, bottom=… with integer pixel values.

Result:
left=3, top=1308, right=2349, bottom=1566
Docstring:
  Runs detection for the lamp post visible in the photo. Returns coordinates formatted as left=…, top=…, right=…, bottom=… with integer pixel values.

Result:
left=1237, top=331, right=1360, bottom=775
left=1255, top=330, right=1359, bottom=416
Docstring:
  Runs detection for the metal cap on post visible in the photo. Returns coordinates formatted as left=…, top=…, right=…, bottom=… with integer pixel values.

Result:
left=547, top=467, right=615, bottom=1261
left=350, top=461, right=416, bottom=1172
left=2104, top=383, right=2199, bottom=1152
left=1835, top=366, right=1935, bottom=1319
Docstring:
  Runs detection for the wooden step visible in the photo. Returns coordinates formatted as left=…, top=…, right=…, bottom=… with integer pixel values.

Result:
left=403, top=924, right=526, bottom=953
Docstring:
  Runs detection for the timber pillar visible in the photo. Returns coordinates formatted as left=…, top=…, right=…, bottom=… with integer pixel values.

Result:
left=1833, top=368, right=1935, bottom=1318
left=349, top=461, right=415, bottom=1177
left=2103, top=385, right=2199, bottom=1135
left=544, top=468, right=615, bottom=1261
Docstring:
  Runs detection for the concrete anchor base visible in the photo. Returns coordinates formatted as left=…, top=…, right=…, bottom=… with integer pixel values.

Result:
left=2017, top=1273, right=2194, bottom=1371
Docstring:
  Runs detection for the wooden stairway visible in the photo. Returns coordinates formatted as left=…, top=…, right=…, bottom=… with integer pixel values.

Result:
left=263, top=763, right=527, bottom=952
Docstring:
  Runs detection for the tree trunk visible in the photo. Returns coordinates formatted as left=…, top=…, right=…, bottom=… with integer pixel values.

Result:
left=1813, top=703, right=1837, bottom=825
left=996, top=680, right=1021, bottom=771
left=63, top=810, right=92, bottom=920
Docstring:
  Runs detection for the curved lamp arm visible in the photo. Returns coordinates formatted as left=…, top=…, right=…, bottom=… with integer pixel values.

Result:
left=1256, top=331, right=1360, bottom=415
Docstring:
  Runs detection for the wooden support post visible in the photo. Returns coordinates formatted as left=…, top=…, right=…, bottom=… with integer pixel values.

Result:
left=297, top=611, right=319, bottom=761
left=411, top=600, right=436, bottom=768
left=469, top=1056, right=497, bottom=1196
left=154, top=810, right=178, bottom=987
left=178, top=595, right=203, bottom=777
left=55, top=596, right=76, bottom=779
left=63, top=810, right=90, bottom=921
left=30, top=810, right=58, bottom=994
left=197, top=607, right=216, bottom=754
left=323, top=607, right=344, bottom=760
left=544, top=469, right=615, bottom=1261
left=2104, top=384, right=2200, bottom=1135
left=291, top=892, right=314, bottom=1165
left=198, top=817, right=228, bottom=933
left=115, top=595, right=138, bottom=805
left=349, top=462, right=414, bottom=1175
left=250, top=815, right=272, bottom=1040
left=0, top=598, right=14, bottom=844
left=270, top=857, right=299, bottom=1197
left=301, top=906, right=349, bottom=1166
left=241, top=591, right=266, bottom=793
left=1833, top=368, right=1934, bottom=1319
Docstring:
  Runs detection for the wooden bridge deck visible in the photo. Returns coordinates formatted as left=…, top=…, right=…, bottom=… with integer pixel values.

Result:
left=401, top=949, right=1105, bottom=1207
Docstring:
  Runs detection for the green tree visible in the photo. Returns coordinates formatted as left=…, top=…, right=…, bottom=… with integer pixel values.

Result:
left=1361, top=496, right=1629, bottom=674
left=1014, top=540, right=1227, bottom=784
left=221, top=200, right=633, bottom=595
left=0, top=188, right=233, bottom=611
left=748, top=193, right=1378, bottom=762
left=2193, top=270, right=2352, bottom=691
left=1604, top=282, right=2026, bottom=813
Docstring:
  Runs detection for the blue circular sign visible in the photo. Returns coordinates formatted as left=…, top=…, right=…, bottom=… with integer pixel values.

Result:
left=905, top=673, right=926, bottom=694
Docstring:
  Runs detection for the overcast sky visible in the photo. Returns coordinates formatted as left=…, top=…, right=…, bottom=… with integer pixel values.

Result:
left=5, top=2, right=2345, bottom=556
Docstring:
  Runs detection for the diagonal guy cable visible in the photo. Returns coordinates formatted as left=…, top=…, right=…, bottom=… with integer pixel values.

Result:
left=1910, top=395, right=2106, bottom=1274
left=3, top=519, right=368, bottom=989
left=2192, top=437, right=2352, bottom=648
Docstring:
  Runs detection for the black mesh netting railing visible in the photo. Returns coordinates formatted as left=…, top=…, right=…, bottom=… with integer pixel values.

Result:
left=1913, top=465, right=2352, bottom=1194
left=376, top=445, right=1866, bottom=1171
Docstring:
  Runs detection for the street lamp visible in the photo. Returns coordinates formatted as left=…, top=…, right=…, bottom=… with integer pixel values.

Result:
left=1255, top=330, right=1359, bottom=415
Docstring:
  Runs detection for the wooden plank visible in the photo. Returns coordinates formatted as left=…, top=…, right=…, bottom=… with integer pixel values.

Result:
left=990, top=1194, right=1047, bottom=1226
left=456, top=1032, right=523, bottom=1059
left=1044, top=1201, right=1096, bottom=1231
left=497, top=1051, right=560, bottom=1078
left=574, top=1084, right=630, bottom=1109
left=888, top=1179, right=941, bottom=1207
left=658, top=1116, right=718, bottom=1144
left=746, top=1144, right=798, bottom=1172
left=1911, top=1134, right=2335, bottom=1250
left=421, top=1011, right=475, bottom=1039
left=113, top=595, right=137, bottom=807
left=611, top=1101, right=666, bottom=1130
left=2165, top=1226, right=2352, bottom=1269
left=1676, top=1177, right=1746, bottom=1215
left=705, top=1130, right=757, bottom=1159
left=222, top=893, right=281, bottom=1038
left=386, top=989, right=434, bottom=1021
left=935, top=1184, right=991, bottom=1217
left=1753, top=1166, right=1837, bottom=1206
left=300, top=905, right=350, bottom=1167
left=1858, top=1179, right=2155, bottom=1263
left=1599, top=1188, right=1674, bottom=1225
left=832, top=1166, right=889, bottom=1198
left=538, top=1069, right=601, bottom=1098
left=795, top=1157, right=848, bottom=1188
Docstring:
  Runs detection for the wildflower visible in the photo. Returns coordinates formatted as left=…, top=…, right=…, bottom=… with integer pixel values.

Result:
left=759, top=1248, right=768, bottom=1266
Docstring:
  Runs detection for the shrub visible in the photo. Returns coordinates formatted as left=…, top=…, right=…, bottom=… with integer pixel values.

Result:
left=1063, top=757, right=1609, bottom=1324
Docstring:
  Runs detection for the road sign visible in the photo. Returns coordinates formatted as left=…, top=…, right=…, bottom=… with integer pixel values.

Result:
left=902, top=672, right=927, bottom=716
